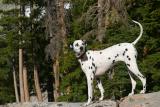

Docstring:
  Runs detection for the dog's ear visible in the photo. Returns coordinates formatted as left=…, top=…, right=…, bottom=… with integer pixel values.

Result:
left=82, top=40, right=87, bottom=46
left=70, top=44, right=73, bottom=49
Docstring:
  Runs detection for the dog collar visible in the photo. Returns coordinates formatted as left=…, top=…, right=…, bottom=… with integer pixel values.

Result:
left=76, top=51, right=88, bottom=61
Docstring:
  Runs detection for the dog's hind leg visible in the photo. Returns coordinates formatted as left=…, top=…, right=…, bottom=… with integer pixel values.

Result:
left=96, top=78, right=104, bottom=101
left=126, top=59, right=146, bottom=94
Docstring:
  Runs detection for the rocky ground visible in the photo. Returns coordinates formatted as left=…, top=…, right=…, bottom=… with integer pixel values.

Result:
left=1, top=91, right=160, bottom=107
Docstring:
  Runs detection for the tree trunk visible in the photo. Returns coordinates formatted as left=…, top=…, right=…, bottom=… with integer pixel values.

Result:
left=53, top=55, right=60, bottom=102
left=97, top=0, right=105, bottom=43
left=19, top=2, right=25, bottom=102
left=23, top=65, right=30, bottom=101
left=19, top=48, right=25, bottom=102
left=34, top=65, right=43, bottom=101
left=57, top=0, right=67, bottom=52
left=13, top=65, right=19, bottom=103
left=45, top=0, right=65, bottom=101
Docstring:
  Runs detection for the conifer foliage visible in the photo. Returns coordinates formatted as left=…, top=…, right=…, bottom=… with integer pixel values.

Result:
left=0, top=0, right=159, bottom=104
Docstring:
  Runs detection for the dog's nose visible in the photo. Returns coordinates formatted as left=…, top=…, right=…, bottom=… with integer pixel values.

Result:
left=80, top=47, right=83, bottom=51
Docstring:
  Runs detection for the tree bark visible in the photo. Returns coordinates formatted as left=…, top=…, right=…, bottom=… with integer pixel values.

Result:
left=97, top=0, right=105, bottom=43
left=34, top=65, right=43, bottom=101
left=19, top=48, right=25, bottom=102
left=53, top=54, right=60, bottom=102
left=23, top=65, right=30, bottom=101
left=57, top=0, right=67, bottom=52
left=45, top=0, right=66, bottom=101
left=13, top=64, right=19, bottom=103
left=19, top=1, right=25, bottom=102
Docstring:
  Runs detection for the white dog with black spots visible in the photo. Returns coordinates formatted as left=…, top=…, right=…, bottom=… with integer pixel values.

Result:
left=70, top=20, right=146, bottom=106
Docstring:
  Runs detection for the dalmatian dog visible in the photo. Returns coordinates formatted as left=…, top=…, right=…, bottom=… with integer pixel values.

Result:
left=70, top=20, right=146, bottom=106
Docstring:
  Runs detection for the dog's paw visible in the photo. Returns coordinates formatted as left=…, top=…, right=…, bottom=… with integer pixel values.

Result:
left=128, top=92, right=134, bottom=96
left=99, top=96, right=104, bottom=101
left=140, top=90, right=145, bottom=94
left=81, top=103, right=89, bottom=107
left=81, top=101, right=93, bottom=107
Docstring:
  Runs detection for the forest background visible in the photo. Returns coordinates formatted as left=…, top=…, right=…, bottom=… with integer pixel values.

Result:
left=0, top=0, right=160, bottom=104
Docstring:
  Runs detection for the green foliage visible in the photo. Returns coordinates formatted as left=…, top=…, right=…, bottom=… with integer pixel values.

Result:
left=0, top=0, right=48, bottom=104
left=0, top=0, right=160, bottom=104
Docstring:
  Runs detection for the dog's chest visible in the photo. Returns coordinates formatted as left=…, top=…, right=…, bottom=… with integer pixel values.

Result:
left=79, top=50, right=113, bottom=76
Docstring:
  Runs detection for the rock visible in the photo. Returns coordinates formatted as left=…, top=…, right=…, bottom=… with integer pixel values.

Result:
left=119, top=91, right=160, bottom=107
left=3, top=102, right=84, bottom=107
left=1, top=100, right=116, bottom=107
left=1, top=91, right=160, bottom=107
left=86, top=100, right=117, bottom=107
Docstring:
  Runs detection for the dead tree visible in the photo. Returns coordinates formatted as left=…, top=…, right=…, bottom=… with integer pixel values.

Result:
left=45, top=0, right=67, bottom=101
left=81, top=0, right=128, bottom=42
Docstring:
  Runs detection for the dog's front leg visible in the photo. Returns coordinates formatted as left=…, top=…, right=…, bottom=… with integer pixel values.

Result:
left=84, top=73, right=94, bottom=106
left=96, top=78, right=104, bottom=101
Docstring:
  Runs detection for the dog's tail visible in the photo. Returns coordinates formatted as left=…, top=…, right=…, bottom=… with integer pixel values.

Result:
left=132, top=20, right=143, bottom=45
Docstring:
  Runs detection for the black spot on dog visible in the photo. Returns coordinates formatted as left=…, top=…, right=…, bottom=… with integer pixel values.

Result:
left=92, top=58, right=94, bottom=61
left=108, top=57, right=111, bottom=60
left=142, top=75, right=145, bottom=79
left=81, top=63, right=83, bottom=65
left=135, top=55, right=137, bottom=58
left=138, top=74, right=142, bottom=77
left=93, top=71, right=95, bottom=75
left=100, top=52, right=102, bottom=54
left=128, top=58, right=131, bottom=60
left=123, top=52, right=125, bottom=56
left=92, top=63, right=95, bottom=67
left=125, top=48, right=128, bottom=51
left=127, top=55, right=129, bottom=58
left=115, top=54, right=119, bottom=58
left=90, top=56, right=91, bottom=59
left=112, top=60, right=115, bottom=64
left=118, top=44, right=121, bottom=46
left=91, top=66, right=93, bottom=69
left=127, top=64, right=130, bottom=66
left=91, top=78, right=92, bottom=80
left=87, top=52, right=90, bottom=54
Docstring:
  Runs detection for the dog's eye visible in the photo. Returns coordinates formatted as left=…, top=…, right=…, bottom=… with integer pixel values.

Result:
left=75, top=43, right=79, bottom=47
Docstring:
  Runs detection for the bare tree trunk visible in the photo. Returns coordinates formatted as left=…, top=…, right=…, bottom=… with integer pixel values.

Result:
left=57, top=0, right=67, bottom=52
left=19, top=48, right=25, bottom=102
left=13, top=64, right=19, bottom=103
left=18, top=1, right=25, bottom=102
left=34, top=65, right=43, bottom=101
left=52, top=0, right=66, bottom=101
left=23, top=65, right=30, bottom=101
left=53, top=55, right=60, bottom=102
left=45, top=0, right=66, bottom=101
left=97, top=0, right=105, bottom=43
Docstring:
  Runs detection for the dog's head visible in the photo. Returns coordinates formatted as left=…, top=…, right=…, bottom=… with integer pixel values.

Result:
left=70, top=40, right=87, bottom=58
